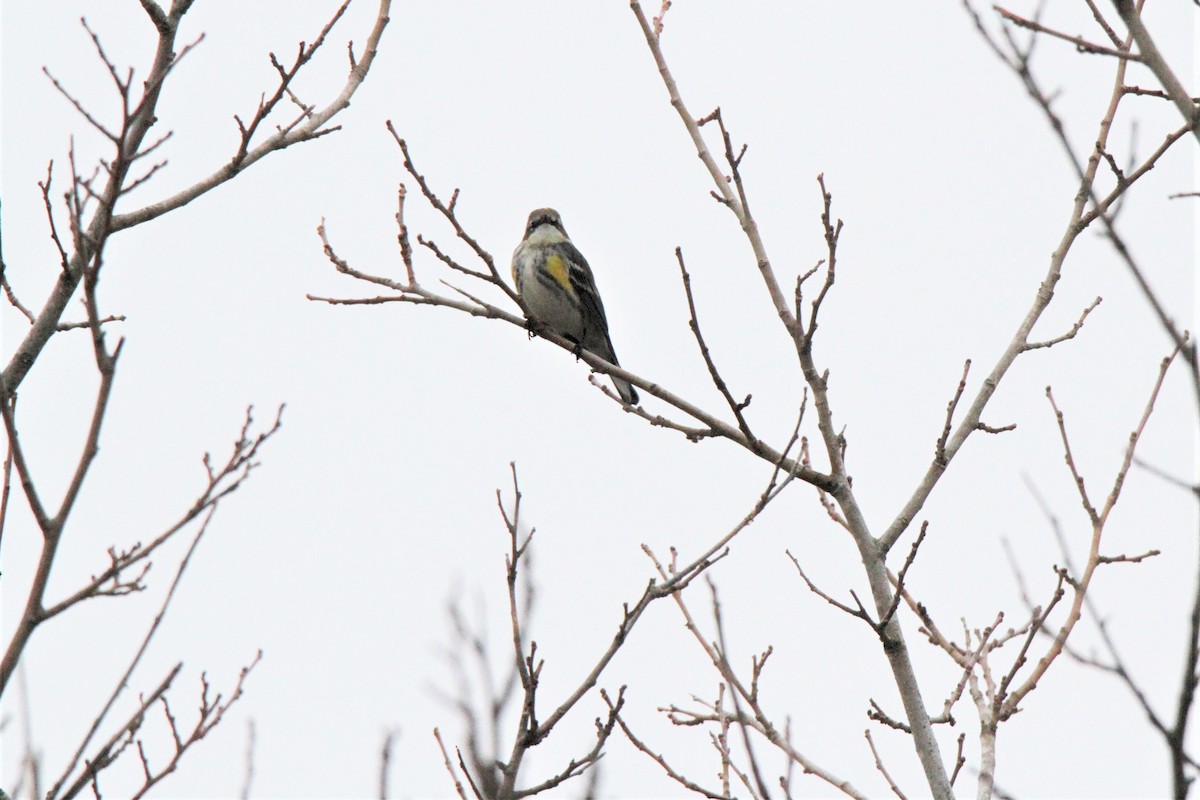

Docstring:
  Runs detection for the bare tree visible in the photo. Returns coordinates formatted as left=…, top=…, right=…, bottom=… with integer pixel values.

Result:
left=1, top=2, right=390, bottom=796
left=313, top=1, right=1194, bottom=798
left=975, top=2, right=1200, bottom=797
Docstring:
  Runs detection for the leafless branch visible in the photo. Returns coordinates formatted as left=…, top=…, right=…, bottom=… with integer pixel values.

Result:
left=440, top=463, right=734, bottom=796
left=5, top=2, right=390, bottom=405
left=647, top=557, right=868, bottom=798
left=51, top=496, right=240, bottom=798
left=629, top=2, right=956, bottom=791
left=786, top=551, right=872, bottom=623
left=310, top=218, right=837, bottom=493
left=1045, top=386, right=1100, bottom=526
left=55, top=314, right=127, bottom=332
left=112, top=2, right=390, bottom=233
left=1110, top=1, right=1200, bottom=146
left=1023, top=297, right=1102, bottom=351
left=949, top=733, right=966, bottom=787
left=995, top=6, right=1140, bottom=59
left=0, top=331, right=125, bottom=690
left=865, top=729, right=909, bottom=800
left=38, top=405, right=284, bottom=625
left=997, top=343, right=1183, bottom=719
left=395, top=184, right=416, bottom=284
left=606, top=689, right=726, bottom=799
left=935, top=361, right=971, bottom=467
left=433, top=728, right=472, bottom=800
left=881, top=0, right=1139, bottom=562
left=677, top=246, right=759, bottom=449
left=386, top=127, right=513, bottom=304
left=879, top=523, right=928, bottom=630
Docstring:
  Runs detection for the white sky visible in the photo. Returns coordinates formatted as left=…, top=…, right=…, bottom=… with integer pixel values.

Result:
left=1, top=2, right=1197, bottom=798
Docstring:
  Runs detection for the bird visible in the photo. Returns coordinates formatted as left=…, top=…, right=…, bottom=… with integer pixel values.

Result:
left=511, top=208, right=639, bottom=405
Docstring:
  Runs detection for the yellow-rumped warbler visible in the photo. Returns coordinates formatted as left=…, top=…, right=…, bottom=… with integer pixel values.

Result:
left=512, top=208, right=639, bottom=405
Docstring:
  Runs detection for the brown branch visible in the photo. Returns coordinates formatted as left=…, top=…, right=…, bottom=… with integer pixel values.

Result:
left=53, top=494, right=258, bottom=798
left=312, top=226, right=837, bottom=491
left=785, top=550, right=873, bottom=624
left=617, top=396, right=723, bottom=442
left=979, top=1, right=1200, bottom=419
left=110, top=1, right=391, bottom=233
left=1107, top=115, right=1159, bottom=214
left=995, top=569, right=1068, bottom=719
left=676, top=246, right=758, bottom=447
left=42, top=65, right=120, bottom=143
left=935, top=360, right=971, bottom=467
left=512, top=689, right=623, bottom=798
left=1084, top=0, right=1123, bottom=47
left=629, top=3, right=952, bottom=789
left=880, top=0, right=1143, bottom=556
left=802, top=174, right=842, bottom=354
left=929, top=613, right=1005, bottom=725
left=999, top=343, right=1183, bottom=718
left=233, top=2, right=352, bottom=166
left=649, top=578, right=869, bottom=799
left=395, top=184, right=416, bottom=284
left=949, top=732, right=967, bottom=786
left=38, top=405, right=283, bottom=624
left=5, top=2, right=390, bottom=404
left=628, top=4, right=797, bottom=338
left=0, top=409, right=14, bottom=556
left=879, top=522, right=928, bottom=630
left=386, top=128, right=513, bottom=304
left=865, top=729, right=910, bottom=800
left=1023, top=297, right=1102, bottom=351
left=710, top=584, right=772, bottom=798
left=1097, top=549, right=1160, bottom=565
left=432, top=729, right=472, bottom=800
left=444, top=465, right=728, bottom=796
left=1124, top=87, right=1200, bottom=103
left=39, top=161, right=71, bottom=274
left=418, top=234, right=493, bottom=282
left=0, top=333, right=124, bottom=693
left=496, top=467, right=538, bottom=794
left=1045, top=386, right=1100, bottom=526
left=124, top=653, right=262, bottom=800
left=1111, top=1, right=1200, bottom=145
left=995, top=6, right=1140, bottom=60
left=55, top=314, right=126, bottom=332
left=867, top=700, right=911, bottom=734
left=55, top=663, right=183, bottom=800
left=606, top=689, right=726, bottom=799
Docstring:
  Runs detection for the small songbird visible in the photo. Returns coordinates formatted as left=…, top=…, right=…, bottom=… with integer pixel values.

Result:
left=511, top=208, right=638, bottom=404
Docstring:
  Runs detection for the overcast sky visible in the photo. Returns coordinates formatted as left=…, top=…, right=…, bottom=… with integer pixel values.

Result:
left=2, top=2, right=1197, bottom=798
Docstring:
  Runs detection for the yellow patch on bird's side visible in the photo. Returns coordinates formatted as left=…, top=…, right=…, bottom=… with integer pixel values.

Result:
left=544, top=254, right=576, bottom=297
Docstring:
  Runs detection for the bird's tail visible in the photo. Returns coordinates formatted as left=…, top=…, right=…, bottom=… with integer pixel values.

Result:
left=612, top=376, right=639, bottom=405
left=588, top=331, right=639, bottom=405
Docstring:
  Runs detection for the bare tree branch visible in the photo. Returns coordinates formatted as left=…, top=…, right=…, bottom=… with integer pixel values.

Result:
left=3, top=1, right=391, bottom=396
left=1110, top=1, right=1200, bottom=144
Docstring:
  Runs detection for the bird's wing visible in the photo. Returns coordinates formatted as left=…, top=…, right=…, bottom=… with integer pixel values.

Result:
left=558, top=241, right=621, bottom=362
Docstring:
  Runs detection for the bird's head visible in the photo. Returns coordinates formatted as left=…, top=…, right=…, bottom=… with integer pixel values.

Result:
left=524, top=207, right=568, bottom=240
